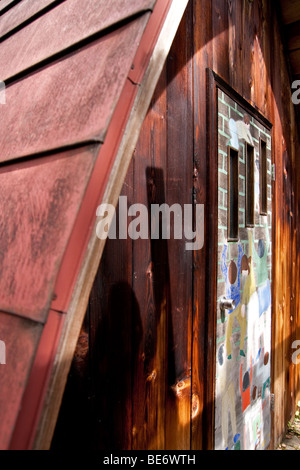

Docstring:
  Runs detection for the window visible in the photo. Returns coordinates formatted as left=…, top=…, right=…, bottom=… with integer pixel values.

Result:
left=246, top=143, right=255, bottom=226
left=259, top=138, right=267, bottom=215
left=227, top=146, right=239, bottom=241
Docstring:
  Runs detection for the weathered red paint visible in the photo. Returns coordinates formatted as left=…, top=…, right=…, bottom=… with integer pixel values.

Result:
left=0, top=1, right=64, bottom=38
left=0, top=0, right=155, bottom=80
left=0, top=0, right=18, bottom=14
left=9, top=309, right=64, bottom=450
left=0, top=146, right=98, bottom=323
left=0, top=311, right=42, bottom=450
left=0, top=15, right=149, bottom=162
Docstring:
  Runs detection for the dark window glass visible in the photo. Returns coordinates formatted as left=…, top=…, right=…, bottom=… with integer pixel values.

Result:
left=228, top=146, right=239, bottom=241
left=260, top=139, right=267, bottom=215
left=246, top=143, right=255, bottom=226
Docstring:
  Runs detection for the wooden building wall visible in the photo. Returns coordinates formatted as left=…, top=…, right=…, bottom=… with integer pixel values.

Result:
left=52, top=0, right=300, bottom=450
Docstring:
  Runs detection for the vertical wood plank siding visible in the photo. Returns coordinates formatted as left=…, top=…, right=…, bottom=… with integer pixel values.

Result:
left=54, top=0, right=300, bottom=449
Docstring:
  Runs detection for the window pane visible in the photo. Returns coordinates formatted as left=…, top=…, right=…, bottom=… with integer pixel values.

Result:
left=246, top=143, right=255, bottom=226
left=260, top=139, right=267, bottom=215
left=228, top=146, right=239, bottom=241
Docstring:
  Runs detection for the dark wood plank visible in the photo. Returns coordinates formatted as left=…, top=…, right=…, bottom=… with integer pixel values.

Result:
left=89, top=164, right=135, bottom=451
left=0, top=145, right=99, bottom=323
left=280, top=0, right=300, bottom=25
left=283, top=146, right=294, bottom=425
left=48, top=310, right=92, bottom=450
left=252, top=0, right=268, bottom=114
left=274, top=8, right=299, bottom=440
left=0, top=14, right=149, bottom=162
left=228, top=0, right=243, bottom=92
left=0, top=312, right=42, bottom=449
left=191, top=0, right=212, bottom=451
left=0, top=0, right=155, bottom=80
left=212, top=0, right=229, bottom=84
left=285, top=20, right=300, bottom=51
left=52, top=177, right=135, bottom=451
left=242, top=0, right=254, bottom=101
left=204, top=69, right=219, bottom=451
left=270, top=5, right=286, bottom=446
left=261, top=0, right=272, bottom=119
left=295, top=134, right=300, bottom=411
left=131, top=65, right=168, bottom=451
left=289, top=49, right=300, bottom=75
left=164, top=4, right=193, bottom=449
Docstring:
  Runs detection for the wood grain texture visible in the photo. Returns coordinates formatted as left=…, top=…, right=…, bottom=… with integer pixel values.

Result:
left=164, top=4, right=193, bottom=449
left=228, top=0, right=243, bottom=91
left=191, top=0, right=212, bottom=451
left=279, top=0, right=300, bottom=84
left=204, top=68, right=219, bottom=451
left=0, top=0, right=155, bottom=80
left=252, top=0, right=268, bottom=115
left=52, top=209, right=134, bottom=450
left=212, top=0, right=229, bottom=84
left=289, top=49, right=300, bottom=75
left=279, top=0, right=300, bottom=25
left=285, top=20, right=300, bottom=51
left=130, top=77, right=168, bottom=451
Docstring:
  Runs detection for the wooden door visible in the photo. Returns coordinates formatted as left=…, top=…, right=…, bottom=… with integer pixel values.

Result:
left=214, top=87, right=273, bottom=450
